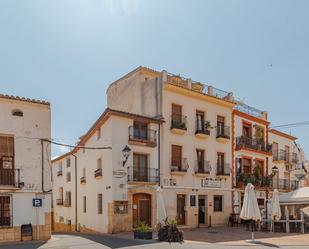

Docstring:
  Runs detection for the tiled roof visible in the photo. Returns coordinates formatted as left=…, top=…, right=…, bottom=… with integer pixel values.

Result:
left=0, top=93, right=50, bottom=106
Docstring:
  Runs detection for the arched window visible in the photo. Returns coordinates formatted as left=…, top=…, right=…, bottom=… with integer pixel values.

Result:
left=12, top=109, right=23, bottom=117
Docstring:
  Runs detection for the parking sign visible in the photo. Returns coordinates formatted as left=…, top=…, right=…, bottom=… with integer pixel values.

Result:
left=32, top=198, right=42, bottom=207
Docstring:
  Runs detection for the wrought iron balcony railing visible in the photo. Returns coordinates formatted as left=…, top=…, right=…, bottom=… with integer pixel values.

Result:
left=56, top=198, right=64, bottom=205
left=216, top=163, right=230, bottom=176
left=194, top=160, right=211, bottom=174
left=128, top=126, right=157, bottom=146
left=94, top=168, right=103, bottom=178
left=0, top=216, right=12, bottom=227
left=236, top=136, right=272, bottom=153
left=195, top=120, right=211, bottom=135
left=170, top=157, right=189, bottom=172
left=0, top=169, right=19, bottom=187
left=216, top=125, right=230, bottom=139
left=171, top=114, right=187, bottom=130
left=127, top=166, right=159, bottom=183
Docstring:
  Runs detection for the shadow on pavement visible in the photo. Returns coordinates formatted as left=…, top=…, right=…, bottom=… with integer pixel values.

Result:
left=55, top=232, right=159, bottom=249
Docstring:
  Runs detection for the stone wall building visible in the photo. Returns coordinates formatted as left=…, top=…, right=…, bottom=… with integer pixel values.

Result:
left=0, top=94, right=51, bottom=242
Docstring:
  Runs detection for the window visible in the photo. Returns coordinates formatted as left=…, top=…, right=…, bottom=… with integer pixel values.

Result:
left=242, top=122, right=252, bottom=138
left=97, top=127, right=101, bottom=140
left=133, top=121, right=148, bottom=140
left=59, top=163, right=63, bottom=172
left=243, top=158, right=251, bottom=174
left=97, top=158, right=102, bottom=170
left=66, top=158, right=71, bottom=168
left=83, top=196, right=86, bottom=213
left=0, top=196, right=11, bottom=226
left=217, top=116, right=225, bottom=131
left=65, top=191, right=71, bottom=206
left=98, top=194, right=103, bottom=214
left=196, top=110, right=205, bottom=131
left=59, top=216, right=64, bottom=222
left=0, top=136, right=14, bottom=186
left=66, top=172, right=71, bottom=182
left=133, top=154, right=148, bottom=181
left=217, top=152, right=225, bottom=174
left=214, top=196, right=223, bottom=212
left=255, top=160, right=264, bottom=176
left=12, top=109, right=23, bottom=117
left=171, top=145, right=182, bottom=169
left=196, top=149, right=205, bottom=172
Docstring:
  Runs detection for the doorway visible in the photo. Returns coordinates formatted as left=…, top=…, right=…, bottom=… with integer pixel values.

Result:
left=198, top=196, right=207, bottom=225
left=133, top=193, right=151, bottom=228
left=176, top=194, right=186, bottom=225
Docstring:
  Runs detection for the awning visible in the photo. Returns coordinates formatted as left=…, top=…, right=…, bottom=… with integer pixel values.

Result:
left=279, top=187, right=309, bottom=205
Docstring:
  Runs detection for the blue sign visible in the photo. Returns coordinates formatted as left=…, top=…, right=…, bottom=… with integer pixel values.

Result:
left=32, top=198, right=42, bottom=207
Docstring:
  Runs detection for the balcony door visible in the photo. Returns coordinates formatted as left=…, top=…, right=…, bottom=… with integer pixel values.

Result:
left=217, top=116, right=225, bottom=135
left=285, top=146, right=290, bottom=162
left=0, top=136, right=15, bottom=186
left=171, top=145, right=182, bottom=169
left=196, top=149, right=205, bottom=173
left=217, top=152, right=225, bottom=174
left=196, top=111, right=204, bottom=131
left=272, top=142, right=278, bottom=159
left=172, top=104, right=182, bottom=123
left=242, top=122, right=252, bottom=140
left=133, top=121, right=148, bottom=140
left=133, top=154, right=148, bottom=182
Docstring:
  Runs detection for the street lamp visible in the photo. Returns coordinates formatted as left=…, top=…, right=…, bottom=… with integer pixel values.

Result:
left=122, top=145, right=131, bottom=167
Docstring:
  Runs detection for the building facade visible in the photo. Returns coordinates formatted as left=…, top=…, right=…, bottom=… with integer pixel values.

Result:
left=52, top=66, right=307, bottom=234
left=0, top=94, right=51, bottom=242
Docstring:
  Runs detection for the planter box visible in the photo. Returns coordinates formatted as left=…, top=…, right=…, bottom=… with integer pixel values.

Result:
left=133, top=231, right=153, bottom=240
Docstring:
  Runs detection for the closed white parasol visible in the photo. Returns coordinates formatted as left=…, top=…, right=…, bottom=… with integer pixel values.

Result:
left=156, top=186, right=167, bottom=225
left=270, top=189, right=281, bottom=232
left=240, top=183, right=261, bottom=241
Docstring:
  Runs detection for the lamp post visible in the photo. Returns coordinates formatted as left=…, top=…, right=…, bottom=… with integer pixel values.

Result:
left=265, top=166, right=279, bottom=220
left=122, top=145, right=131, bottom=167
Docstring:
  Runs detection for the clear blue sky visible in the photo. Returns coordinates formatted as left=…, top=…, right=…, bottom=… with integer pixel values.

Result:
left=1, top=0, right=308, bottom=157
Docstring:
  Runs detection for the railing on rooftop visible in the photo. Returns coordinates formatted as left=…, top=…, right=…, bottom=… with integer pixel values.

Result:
left=234, top=101, right=265, bottom=118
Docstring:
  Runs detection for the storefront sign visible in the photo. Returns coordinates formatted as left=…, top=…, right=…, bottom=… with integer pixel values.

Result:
left=201, top=179, right=221, bottom=188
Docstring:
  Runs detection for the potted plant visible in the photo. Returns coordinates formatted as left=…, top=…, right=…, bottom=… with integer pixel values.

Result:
left=134, top=222, right=152, bottom=240
left=158, top=218, right=184, bottom=242
left=204, top=121, right=212, bottom=135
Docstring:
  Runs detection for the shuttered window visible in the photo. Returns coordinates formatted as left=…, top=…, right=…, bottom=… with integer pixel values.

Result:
left=98, top=194, right=103, bottom=214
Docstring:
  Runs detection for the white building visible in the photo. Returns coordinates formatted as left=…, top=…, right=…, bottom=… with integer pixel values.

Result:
left=0, top=94, right=51, bottom=242
left=52, top=66, right=307, bottom=233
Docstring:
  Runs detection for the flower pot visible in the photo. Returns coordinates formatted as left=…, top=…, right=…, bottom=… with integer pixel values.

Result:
left=133, top=231, right=153, bottom=240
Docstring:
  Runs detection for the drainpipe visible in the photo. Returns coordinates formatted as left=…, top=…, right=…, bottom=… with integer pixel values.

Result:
left=41, top=139, right=52, bottom=193
left=158, top=123, right=161, bottom=187
left=72, top=153, right=78, bottom=232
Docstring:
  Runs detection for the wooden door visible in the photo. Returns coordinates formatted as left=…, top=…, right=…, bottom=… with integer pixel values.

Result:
left=172, top=145, right=182, bottom=168
left=0, top=196, right=10, bottom=226
left=198, top=196, right=206, bottom=224
left=177, top=194, right=186, bottom=225
left=133, top=194, right=151, bottom=227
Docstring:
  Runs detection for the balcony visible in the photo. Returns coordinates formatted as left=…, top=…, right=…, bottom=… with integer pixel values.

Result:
left=170, top=158, right=189, bottom=174
left=0, top=169, right=18, bottom=187
left=127, top=166, right=159, bottom=183
left=236, top=174, right=272, bottom=189
left=273, top=179, right=289, bottom=191
left=216, top=126, right=230, bottom=142
left=56, top=198, right=63, bottom=205
left=80, top=176, right=86, bottom=184
left=57, top=170, right=63, bottom=176
left=63, top=199, right=71, bottom=207
left=236, top=136, right=272, bottom=154
left=216, top=163, right=230, bottom=176
left=272, top=150, right=292, bottom=163
left=94, top=168, right=103, bottom=179
left=170, top=114, right=187, bottom=134
left=128, top=126, right=157, bottom=147
left=194, top=160, right=211, bottom=175
left=195, top=120, right=211, bottom=139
